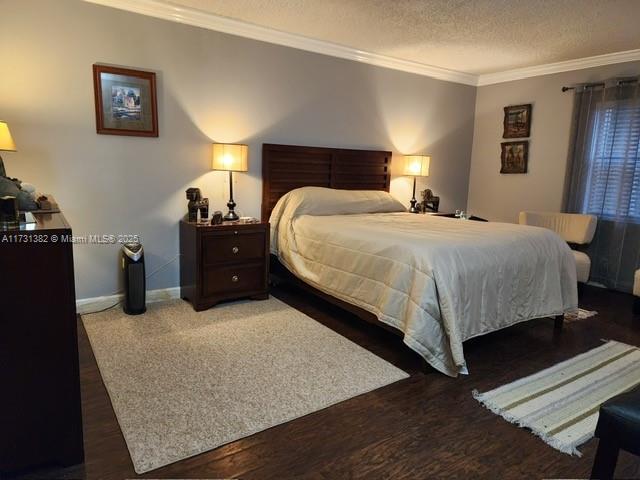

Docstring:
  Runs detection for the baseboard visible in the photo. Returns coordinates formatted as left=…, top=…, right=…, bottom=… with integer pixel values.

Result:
left=76, top=287, right=181, bottom=315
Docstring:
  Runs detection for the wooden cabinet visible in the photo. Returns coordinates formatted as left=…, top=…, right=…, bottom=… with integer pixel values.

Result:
left=179, top=220, right=269, bottom=311
left=0, top=211, right=84, bottom=474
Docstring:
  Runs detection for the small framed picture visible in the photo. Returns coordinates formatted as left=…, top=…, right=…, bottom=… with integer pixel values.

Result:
left=503, top=104, right=532, bottom=138
left=500, top=141, right=528, bottom=174
left=92, top=64, right=158, bottom=137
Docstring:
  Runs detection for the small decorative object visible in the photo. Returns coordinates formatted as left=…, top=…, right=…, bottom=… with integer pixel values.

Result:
left=453, top=210, right=472, bottom=220
left=212, top=143, right=248, bottom=221
left=36, top=195, right=58, bottom=211
left=503, top=104, right=532, bottom=138
left=211, top=211, right=223, bottom=225
left=420, top=189, right=440, bottom=213
left=403, top=155, right=431, bottom=213
left=185, top=188, right=209, bottom=222
left=92, top=64, right=158, bottom=137
left=500, top=141, right=529, bottom=174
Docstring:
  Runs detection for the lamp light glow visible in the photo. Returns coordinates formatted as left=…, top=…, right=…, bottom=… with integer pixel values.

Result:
left=212, top=143, right=248, bottom=172
left=403, top=154, right=431, bottom=214
left=403, top=155, right=430, bottom=177
left=0, top=121, right=16, bottom=178
left=0, top=122, right=17, bottom=152
left=211, top=143, right=249, bottom=221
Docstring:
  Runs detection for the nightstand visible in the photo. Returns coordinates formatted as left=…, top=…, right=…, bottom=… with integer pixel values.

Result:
left=179, top=220, right=269, bottom=311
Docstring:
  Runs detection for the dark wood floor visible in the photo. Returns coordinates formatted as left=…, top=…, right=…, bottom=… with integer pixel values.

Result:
left=12, top=285, right=640, bottom=480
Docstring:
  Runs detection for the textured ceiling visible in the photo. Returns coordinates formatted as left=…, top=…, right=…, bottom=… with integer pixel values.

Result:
left=165, top=0, right=640, bottom=74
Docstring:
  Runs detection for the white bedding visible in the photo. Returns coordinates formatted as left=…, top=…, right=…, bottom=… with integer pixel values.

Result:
left=270, top=188, right=578, bottom=376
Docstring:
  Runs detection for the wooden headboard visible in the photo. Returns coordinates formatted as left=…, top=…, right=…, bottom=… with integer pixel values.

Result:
left=261, top=143, right=393, bottom=221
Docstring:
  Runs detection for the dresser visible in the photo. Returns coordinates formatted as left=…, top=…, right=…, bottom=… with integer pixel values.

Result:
left=0, top=211, right=84, bottom=474
left=179, top=220, right=269, bottom=311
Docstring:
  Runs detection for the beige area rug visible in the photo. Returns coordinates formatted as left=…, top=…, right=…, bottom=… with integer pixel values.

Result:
left=473, top=340, right=640, bottom=456
left=82, top=297, right=409, bottom=474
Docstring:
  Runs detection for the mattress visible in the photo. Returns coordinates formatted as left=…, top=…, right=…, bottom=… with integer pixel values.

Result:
left=270, top=188, right=578, bottom=376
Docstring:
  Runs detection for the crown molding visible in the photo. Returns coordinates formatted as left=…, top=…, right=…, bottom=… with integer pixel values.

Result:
left=82, top=0, right=478, bottom=86
left=82, top=0, right=640, bottom=88
left=477, top=49, right=640, bottom=86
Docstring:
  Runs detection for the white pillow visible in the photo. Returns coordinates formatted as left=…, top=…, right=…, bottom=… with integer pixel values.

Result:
left=269, top=187, right=406, bottom=256
left=273, top=186, right=406, bottom=218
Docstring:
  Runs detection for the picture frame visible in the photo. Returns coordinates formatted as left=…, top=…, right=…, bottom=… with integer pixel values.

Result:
left=503, top=104, right=532, bottom=138
left=500, top=141, right=528, bottom=174
left=92, top=64, right=158, bottom=137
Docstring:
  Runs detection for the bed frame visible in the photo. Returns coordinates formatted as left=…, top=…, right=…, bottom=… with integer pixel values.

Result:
left=261, top=143, right=393, bottom=222
left=261, top=143, right=402, bottom=335
left=261, top=143, right=563, bottom=339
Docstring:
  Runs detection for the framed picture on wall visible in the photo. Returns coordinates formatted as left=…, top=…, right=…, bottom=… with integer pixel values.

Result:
left=92, top=64, right=158, bottom=137
left=503, top=104, right=532, bottom=138
left=500, top=141, right=528, bottom=174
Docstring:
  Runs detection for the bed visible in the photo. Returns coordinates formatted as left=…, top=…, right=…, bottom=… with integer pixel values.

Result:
left=262, top=144, right=578, bottom=376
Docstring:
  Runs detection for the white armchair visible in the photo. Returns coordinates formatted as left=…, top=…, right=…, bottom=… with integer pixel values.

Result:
left=519, top=211, right=597, bottom=284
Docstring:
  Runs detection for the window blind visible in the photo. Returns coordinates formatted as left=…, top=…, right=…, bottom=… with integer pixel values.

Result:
left=583, top=99, right=640, bottom=220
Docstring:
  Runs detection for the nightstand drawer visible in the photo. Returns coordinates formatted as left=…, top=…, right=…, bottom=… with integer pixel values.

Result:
left=202, top=232, right=266, bottom=265
left=202, top=263, right=265, bottom=297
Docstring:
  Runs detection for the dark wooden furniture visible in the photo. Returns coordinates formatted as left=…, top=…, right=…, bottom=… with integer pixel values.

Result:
left=180, top=220, right=269, bottom=311
left=0, top=210, right=84, bottom=475
left=591, top=385, right=640, bottom=479
left=261, top=143, right=392, bottom=223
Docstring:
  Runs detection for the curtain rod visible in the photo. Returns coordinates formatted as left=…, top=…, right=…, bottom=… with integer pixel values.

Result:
left=562, top=78, right=639, bottom=92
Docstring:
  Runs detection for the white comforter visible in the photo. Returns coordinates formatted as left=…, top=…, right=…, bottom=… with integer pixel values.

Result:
left=270, top=188, right=578, bottom=376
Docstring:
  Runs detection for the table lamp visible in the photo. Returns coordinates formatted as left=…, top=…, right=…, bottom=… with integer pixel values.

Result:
left=0, top=121, right=17, bottom=178
left=403, top=155, right=430, bottom=213
left=212, top=143, right=248, bottom=221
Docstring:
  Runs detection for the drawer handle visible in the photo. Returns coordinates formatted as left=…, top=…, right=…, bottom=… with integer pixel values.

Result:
left=232, top=246, right=239, bottom=254
left=231, top=275, right=239, bottom=283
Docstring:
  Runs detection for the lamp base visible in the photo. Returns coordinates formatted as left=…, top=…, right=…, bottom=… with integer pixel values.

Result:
left=224, top=170, right=239, bottom=221
left=408, top=176, right=420, bottom=213
left=223, top=210, right=239, bottom=221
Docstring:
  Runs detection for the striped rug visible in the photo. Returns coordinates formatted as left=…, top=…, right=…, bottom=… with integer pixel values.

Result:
left=473, top=340, right=640, bottom=456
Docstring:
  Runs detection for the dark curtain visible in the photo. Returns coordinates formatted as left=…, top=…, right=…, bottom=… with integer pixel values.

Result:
left=564, top=78, right=640, bottom=292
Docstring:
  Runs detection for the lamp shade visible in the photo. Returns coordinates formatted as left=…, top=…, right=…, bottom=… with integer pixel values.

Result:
left=0, top=122, right=17, bottom=152
left=212, top=143, right=248, bottom=172
left=403, top=155, right=430, bottom=177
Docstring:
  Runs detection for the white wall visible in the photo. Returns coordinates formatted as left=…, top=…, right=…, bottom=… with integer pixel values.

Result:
left=1, top=0, right=476, bottom=299
left=467, top=61, right=640, bottom=223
